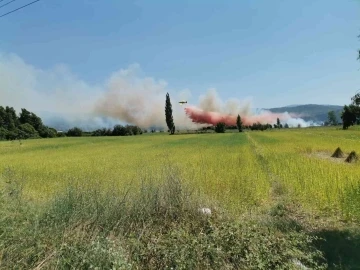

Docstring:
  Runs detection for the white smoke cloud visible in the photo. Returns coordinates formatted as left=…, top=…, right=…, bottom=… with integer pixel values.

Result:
left=0, top=52, right=317, bottom=131
left=198, top=88, right=253, bottom=116
left=0, top=52, right=197, bottom=131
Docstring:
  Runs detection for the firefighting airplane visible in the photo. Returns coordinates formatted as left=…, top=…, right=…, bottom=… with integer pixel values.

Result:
left=179, top=101, right=187, bottom=105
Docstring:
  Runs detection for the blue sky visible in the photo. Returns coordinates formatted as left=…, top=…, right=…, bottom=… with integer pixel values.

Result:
left=1, top=0, right=360, bottom=109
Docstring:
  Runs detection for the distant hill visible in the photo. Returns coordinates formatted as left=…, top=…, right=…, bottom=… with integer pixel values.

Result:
left=266, top=104, right=343, bottom=123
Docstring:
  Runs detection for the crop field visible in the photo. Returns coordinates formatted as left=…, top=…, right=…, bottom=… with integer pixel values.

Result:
left=1, top=127, right=360, bottom=219
left=1, top=127, right=360, bottom=269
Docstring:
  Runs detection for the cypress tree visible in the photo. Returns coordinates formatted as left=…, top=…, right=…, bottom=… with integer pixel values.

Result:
left=236, top=114, right=243, bottom=132
left=165, top=93, right=175, bottom=134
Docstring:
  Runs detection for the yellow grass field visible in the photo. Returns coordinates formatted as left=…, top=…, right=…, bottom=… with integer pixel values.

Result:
left=1, top=127, right=360, bottom=219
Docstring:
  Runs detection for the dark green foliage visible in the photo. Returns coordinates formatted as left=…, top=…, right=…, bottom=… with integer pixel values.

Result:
left=130, top=125, right=142, bottom=135
left=0, top=104, right=147, bottom=140
left=92, top=128, right=112, bottom=136
left=112, top=125, right=127, bottom=136
left=215, top=122, right=226, bottom=133
left=313, top=228, right=360, bottom=270
left=5, top=129, right=19, bottom=140
left=110, top=124, right=142, bottom=136
left=19, top=108, right=44, bottom=131
left=202, top=126, right=214, bottom=131
left=165, top=93, right=175, bottom=134
left=0, top=106, right=58, bottom=140
left=225, top=125, right=237, bottom=130
left=38, top=126, right=57, bottom=138
left=236, top=114, right=243, bottom=132
left=341, top=90, right=360, bottom=130
left=18, top=123, right=39, bottom=139
left=4, top=106, right=19, bottom=130
left=277, top=118, right=281, bottom=128
left=57, top=131, right=66, bottom=137
left=0, top=127, right=8, bottom=140
left=249, top=123, right=272, bottom=131
left=284, top=123, right=289, bottom=128
left=98, top=125, right=140, bottom=136
left=341, top=105, right=357, bottom=130
left=18, top=108, right=31, bottom=125
left=352, top=92, right=360, bottom=106
left=66, top=127, right=83, bottom=137
left=327, top=111, right=338, bottom=126
left=0, top=107, right=5, bottom=128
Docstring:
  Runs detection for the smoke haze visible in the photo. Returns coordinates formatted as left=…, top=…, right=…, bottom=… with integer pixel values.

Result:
left=0, top=52, right=315, bottom=131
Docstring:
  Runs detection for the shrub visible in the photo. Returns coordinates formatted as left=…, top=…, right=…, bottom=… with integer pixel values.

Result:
left=18, top=123, right=39, bottom=139
left=38, top=126, right=57, bottom=138
left=66, top=127, right=83, bottom=137
left=215, top=122, right=226, bottom=133
left=0, top=167, right=327, bottom=269
left=5, top=129, right=20, bottom=140
left=92, top=128, right=112, bottom=136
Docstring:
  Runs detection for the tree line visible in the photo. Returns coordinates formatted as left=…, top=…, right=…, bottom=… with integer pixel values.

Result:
left=0, top=106, right=145, bottom=140
left=0, top=106, right=59, bottom=140
left=212, top=117, right=292, bottom=133
left=91, top=125, right=143, bottom=137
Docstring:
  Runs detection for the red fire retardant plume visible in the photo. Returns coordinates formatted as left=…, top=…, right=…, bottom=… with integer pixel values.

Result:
left=184, top=106, right=292, bottom=126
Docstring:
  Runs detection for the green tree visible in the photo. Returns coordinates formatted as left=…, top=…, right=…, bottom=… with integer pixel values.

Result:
left=38, top=126, right=57, bottom=138
left=352, top=92, right=360, bottom=105
left=112, top=125, right=127, bottom=136
left=0, top=106, right=6, bottom=128
left=236, top=114, right=243, bottom=132
left=19, top=108, right=32, bottom=125
left=165, top=93, right=175, bottom=134
left=4, top=106, right=18, bottom=130
left=19, top=108, right=44, bottom=132
left=327, top=110, right=338, bottom=126
left=131, top=125, right=142, bottom=135
left=284, top=123, right=289, bottom=128
left=215, top=122, right=226, bottom=133
left=18, top=123, right=39, bottom=139
left=341, top=105, right=357, bottom=130
left=66, top=127, right=83, bottom=137
left=276, top=118, right=281, bottom=129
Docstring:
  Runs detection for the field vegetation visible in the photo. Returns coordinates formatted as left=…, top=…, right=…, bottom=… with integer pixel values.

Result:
left=1, top=127, right=360, bottom=269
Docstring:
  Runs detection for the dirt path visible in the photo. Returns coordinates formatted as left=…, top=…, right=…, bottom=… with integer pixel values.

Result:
left=246, top=132, right=286, bottom=203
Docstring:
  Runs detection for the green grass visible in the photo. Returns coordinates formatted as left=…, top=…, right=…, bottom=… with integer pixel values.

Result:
left=1, top=126, right=360, bottom=269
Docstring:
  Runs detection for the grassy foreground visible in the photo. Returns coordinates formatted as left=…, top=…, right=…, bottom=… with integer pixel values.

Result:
left=1, top=127, right=360, bottom=269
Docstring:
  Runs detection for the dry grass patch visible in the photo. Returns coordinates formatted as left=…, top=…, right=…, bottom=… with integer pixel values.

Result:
left=308, top=151, right=348, bottom=163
